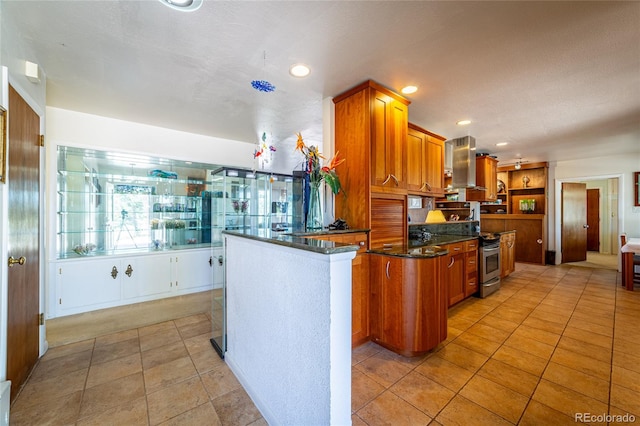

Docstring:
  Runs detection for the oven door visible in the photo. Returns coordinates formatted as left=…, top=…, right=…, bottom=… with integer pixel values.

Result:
left=481, top=244, right=501, bottom=283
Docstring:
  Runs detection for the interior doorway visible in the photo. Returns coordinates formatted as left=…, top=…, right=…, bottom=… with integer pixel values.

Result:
left=556, top=176, right=620, bottom=268
left=586, top=188, right=600, bottom=252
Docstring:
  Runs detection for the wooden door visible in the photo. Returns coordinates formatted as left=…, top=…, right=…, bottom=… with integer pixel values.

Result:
left=561, top=182, right=588, bottom=263
left=7, top=85, right=40, bottom=401
left=586, top=188, right=600, bottom=252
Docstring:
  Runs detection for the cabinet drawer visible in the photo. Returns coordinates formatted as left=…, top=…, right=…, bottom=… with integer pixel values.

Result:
left=464, top=239, right=479, bottom=252
left=466, top=251, right=478, bottom=272
left=447, top=242, right=464, bottom=255
left=339, top=233, right=368, bottom=252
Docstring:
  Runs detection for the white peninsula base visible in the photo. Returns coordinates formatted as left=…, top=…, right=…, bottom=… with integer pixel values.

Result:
left=224, top=233, right=356, bottom=425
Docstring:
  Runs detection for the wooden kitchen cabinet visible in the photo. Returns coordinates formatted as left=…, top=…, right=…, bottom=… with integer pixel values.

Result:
left=370, top=253, right=446, bottom=357
left=334, top=80, right=411, bottom=237
left=464, top=239, right=479, bottom=297
left=370, top=89, right=409, bottom=192
left=406, top=123, right=445, bottom=197
left=483, top=216, right=545, bottom=264
left=500, top=231, right=516, bottom=278
left=467, top=155, right=498, bottom=202
left=441, top=242, right=465, bottom=307
left=481, top=162, right=547, bottom=265
left=442, top=240, right=479, bottom=306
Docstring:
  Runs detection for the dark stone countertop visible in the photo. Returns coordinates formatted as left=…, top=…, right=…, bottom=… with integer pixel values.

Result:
left=222, top=229, right=362, bottom=255
left=368, top=234, right=479, bottom=258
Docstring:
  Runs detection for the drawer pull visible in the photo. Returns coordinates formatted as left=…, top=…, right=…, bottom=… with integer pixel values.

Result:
left=111, top=266, right=118, bottom=279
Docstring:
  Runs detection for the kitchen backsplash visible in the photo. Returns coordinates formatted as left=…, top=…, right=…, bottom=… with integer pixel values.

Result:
left=408, top=221, right=480, bottom=240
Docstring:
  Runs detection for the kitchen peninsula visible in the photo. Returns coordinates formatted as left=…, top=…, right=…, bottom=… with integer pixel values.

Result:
left=222, top=230, right=358, bottom=425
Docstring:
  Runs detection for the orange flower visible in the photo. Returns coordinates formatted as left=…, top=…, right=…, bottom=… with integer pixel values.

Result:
left=322, top=151, right=345, bottom=172
left=294, top=132, right=306, bottom=153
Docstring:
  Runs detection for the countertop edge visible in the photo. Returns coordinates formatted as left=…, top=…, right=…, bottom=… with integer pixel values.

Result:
left=223, top=230, right=361, bottom=255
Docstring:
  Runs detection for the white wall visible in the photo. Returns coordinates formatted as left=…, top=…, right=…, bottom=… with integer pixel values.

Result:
left=549, top=152, right=640, bottom=261
left=224, top=235, right=353, bottom=425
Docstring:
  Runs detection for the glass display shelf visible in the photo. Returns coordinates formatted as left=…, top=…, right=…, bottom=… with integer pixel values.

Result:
left=56, top=145, right=221, bottom=259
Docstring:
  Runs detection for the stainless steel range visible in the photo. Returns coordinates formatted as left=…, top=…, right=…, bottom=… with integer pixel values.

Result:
left=478, top=233, right=501, bottom=298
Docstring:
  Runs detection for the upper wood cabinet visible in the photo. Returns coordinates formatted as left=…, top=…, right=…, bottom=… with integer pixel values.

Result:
left=406, top=123, right=445, bottom=197
left=371, top=91, right=408, bottom=191
left=333, top=80, right=411, bottom=238
left=466, top=155, right=498, bottom=202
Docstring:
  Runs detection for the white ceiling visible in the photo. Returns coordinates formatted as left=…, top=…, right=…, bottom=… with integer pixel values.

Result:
left=5, top=0, right=640, bottom=166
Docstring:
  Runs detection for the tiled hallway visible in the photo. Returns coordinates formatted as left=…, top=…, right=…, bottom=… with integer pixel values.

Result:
left=10, top=262, right=640, bottom=425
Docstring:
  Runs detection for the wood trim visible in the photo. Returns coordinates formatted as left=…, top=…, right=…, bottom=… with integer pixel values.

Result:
left=408, top=122, right=446, bottom=141
left=333, top=80, right=411, bottom=106
left=498, top=161, right=548, bottom=172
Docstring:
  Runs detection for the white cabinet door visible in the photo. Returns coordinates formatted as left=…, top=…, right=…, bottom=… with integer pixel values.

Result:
left=56, top=258, right=122, bottom=315
left=174, top=249, right=214, bottom=291
left=122, top=254, right=173, bottom=300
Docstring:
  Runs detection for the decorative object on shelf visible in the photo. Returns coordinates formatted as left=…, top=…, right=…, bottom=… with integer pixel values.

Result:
left=425, top=210, right=447, bottom=224
left=295, top=132, right=345, bottom=231
left=497, top=179, right=506, bottom=193
left=522, top=175, right=530, bottom=188
left=231, top=199, right=249, bottom=214
left=147, top=169, right=178, bottom=179
left=73, top=243, right=96, bottom=256
left=519, top=199, right=536, bottom=213
left=328, top=218, right=349, bottom=230
left=151, top=239, right=164, bottom=250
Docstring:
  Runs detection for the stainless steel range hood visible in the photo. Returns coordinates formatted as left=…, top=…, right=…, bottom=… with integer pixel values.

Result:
left=447, top=136, right=476, bottom=188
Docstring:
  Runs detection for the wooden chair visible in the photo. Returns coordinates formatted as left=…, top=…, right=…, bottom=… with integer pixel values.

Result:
left=620, top=234, right=640, bottom=287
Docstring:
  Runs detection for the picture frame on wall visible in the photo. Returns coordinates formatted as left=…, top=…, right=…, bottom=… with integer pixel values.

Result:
left=0, top=106, right=6, bottom=183
left=634, top=171, right=640, bottom=207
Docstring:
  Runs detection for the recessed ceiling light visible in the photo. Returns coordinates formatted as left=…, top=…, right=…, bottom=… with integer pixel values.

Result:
left=401, top=85, right=418, bottom=95
left=496, top=142, right=508, bottom=147
left=158, top=0, right=202, bottom=12
left=289, top=64, right=311, bottom=78
left=456, top=120, right=472, bottom=126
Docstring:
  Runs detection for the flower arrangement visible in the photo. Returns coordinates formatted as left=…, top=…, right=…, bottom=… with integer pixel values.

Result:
left=294, top=132, right=345, bottom=194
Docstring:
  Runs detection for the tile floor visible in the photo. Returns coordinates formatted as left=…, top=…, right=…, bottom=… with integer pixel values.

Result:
left=11, top=262, right=640, bottom=425
left=11, top=312, right=266, bottom=426
left=352, top=263, right=640, bottom=425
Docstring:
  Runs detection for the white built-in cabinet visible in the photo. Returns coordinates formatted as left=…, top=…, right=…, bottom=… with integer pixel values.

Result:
left=52, top=247, right=221, bottom=317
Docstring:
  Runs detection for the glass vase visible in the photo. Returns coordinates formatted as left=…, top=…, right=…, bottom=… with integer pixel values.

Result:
left=306, top=181, right=323, bottom=231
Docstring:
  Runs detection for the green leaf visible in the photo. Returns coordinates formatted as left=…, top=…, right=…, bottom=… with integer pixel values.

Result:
left=323, top=171, right=342, bottom=195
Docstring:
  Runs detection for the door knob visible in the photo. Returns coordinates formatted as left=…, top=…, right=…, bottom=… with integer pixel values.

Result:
left=583, top=224, right=589, bottom=228
left=125, top=264, right=133, bottom=277
left=8, top=256, right=26, bottom=267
